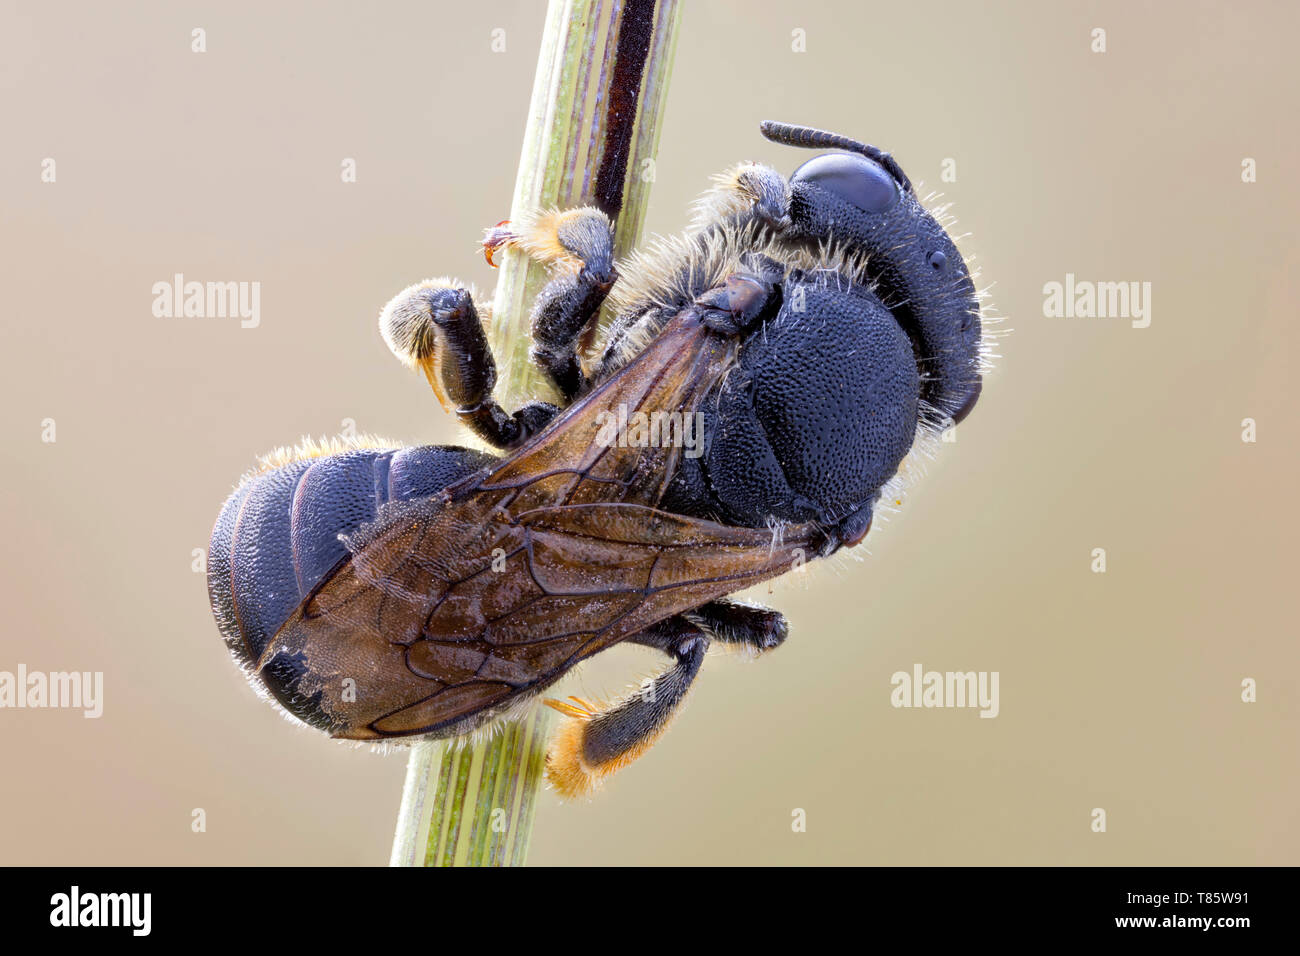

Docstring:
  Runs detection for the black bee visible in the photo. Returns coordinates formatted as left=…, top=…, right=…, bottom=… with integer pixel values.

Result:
left=207, top=121, right=985, bottom=797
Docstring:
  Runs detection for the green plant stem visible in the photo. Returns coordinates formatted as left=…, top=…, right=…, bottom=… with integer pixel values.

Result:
left=390, top=0, right=681, bottom=868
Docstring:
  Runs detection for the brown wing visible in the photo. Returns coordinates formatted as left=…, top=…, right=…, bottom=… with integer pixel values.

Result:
left=256, top=311, right=817, bottom=740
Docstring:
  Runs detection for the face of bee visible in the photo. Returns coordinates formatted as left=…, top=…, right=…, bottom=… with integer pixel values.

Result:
left=782, top=151, right=983, bottom=430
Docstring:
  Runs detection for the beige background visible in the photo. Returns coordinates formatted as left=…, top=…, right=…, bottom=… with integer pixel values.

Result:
left=2, top=0, right=1296, bottom=865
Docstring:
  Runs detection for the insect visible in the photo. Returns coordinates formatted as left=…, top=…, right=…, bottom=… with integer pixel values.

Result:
left=207, top=121, right=986, bottom=797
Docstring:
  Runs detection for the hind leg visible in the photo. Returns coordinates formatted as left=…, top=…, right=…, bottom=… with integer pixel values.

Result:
left=542, top=601, right=789, bottom=797
left=544, top=615, right=707, bottom=798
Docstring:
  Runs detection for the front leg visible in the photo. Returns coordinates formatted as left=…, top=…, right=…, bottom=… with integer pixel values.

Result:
left=483, top=207, right=616, bottom=401
left=690, top=162, right=792, bottom=233
left=379, top=279, right=558, bottom=449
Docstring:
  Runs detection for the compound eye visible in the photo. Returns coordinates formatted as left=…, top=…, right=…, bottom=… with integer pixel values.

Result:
left=790, top=152, right=899, bottom=214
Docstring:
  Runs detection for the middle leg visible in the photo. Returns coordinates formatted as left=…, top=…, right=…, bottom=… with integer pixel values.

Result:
left=379, top=279, right=559, bottom=449
left=687, top=599, right=788, bottom=654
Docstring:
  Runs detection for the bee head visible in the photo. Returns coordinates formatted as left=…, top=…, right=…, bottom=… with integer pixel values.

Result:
left=761, top=120, right=983, bottom=429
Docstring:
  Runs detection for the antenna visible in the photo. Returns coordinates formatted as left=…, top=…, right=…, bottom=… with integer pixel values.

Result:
left=759, top=120, right=913, bottom=193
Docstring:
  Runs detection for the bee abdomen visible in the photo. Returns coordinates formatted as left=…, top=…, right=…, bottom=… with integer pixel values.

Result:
left=207, top=444, right=494, bottom=706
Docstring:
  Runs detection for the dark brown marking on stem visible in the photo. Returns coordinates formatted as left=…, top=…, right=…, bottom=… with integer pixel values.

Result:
left=593, top=0, right=657, bottom=219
